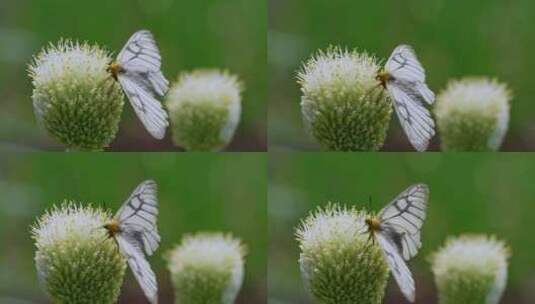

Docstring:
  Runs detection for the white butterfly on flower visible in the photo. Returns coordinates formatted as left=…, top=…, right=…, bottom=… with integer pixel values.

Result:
left=107, top=30, right=169, bottom=139
left=103, top=180, right=160, bottom=304
left=376, top=45, right=435, bottom=151
left=364, top=184, right=429, bottom=302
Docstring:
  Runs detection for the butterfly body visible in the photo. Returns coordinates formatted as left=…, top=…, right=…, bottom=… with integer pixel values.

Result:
left=107, top=62, right=124, bottom=81
left=103, top=219, right=121, bottom=238
left=365, top=216, right=382, bottom=232
left=376, top=70, right=393, bottom=89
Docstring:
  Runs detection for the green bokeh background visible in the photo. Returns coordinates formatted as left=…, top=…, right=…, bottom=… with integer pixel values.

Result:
left=268, top=0, right=535, bottom=151
left=0, top=153, right=267, bottom=303
left=0, top=0, right=266, bottom=151
left=268, top=153, right=535, bottom=303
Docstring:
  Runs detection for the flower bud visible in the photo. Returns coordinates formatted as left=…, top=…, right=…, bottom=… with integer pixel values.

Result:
left=166, top=232, right=246, bottom=304
left=166, top=70, right=243, bottom=151
left=435, top=78, right=511, bottom=151
left=430, top=234, right=510, bottom=304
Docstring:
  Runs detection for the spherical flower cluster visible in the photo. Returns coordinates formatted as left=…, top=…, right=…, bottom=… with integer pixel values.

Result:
left=297, top=47, right=392, bottom=151
left=29, top=40, right=124, bottom=151
left=430, top=234, right=510, bottom=304
left=296, top=204, right=389, bottom=304
left=31, top=202, right=126, bottom=304
left=166, top=232, right=246, bottom=304
left=166, top=70, right=243, bottom=151
left=435, top=78, right=511, bottom=151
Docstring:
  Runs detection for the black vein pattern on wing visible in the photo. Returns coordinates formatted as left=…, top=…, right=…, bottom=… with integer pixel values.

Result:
left=389, top=84, right=435, bottom=144
left=379, top=185, right=427, bottom=259
left=121, top=193, right=157, bottom=224
left=395, top=84, right=433, bottom=130
left=389, top=49, right=424, bottom=78
left=124, top=41, right=160, bottom=70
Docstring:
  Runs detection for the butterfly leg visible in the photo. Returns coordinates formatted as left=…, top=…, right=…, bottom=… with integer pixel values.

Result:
left=93, top=227, right=113, bottom=248
left=361, top=83, right=382, bottom=102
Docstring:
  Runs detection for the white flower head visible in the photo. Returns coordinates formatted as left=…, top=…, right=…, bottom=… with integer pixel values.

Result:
left=32, top=202, right=110, bottom=250
left=296, top=203, right=368, bottom=252
left=31, top=202, right=126, bottom=304
left=29, top=39, right=124, bottom=150
left=297, top=47, right=392, bottom=151
left=296, top=204, right=388, bottom=304
left=29, top=40, right=112, bottom=94
left=430, top=234, right=510, bottom=304
left=297, top=47, right=380, bottom=100
left=166, top=232, right=246, bottom=304
left=166, top=70, right=243, bottom=151
left=435, top=77, right=512, bottom=151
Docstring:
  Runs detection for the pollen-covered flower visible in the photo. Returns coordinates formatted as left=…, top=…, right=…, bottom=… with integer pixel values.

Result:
left=430, top=235, right=510, bottom=304
left=166, top=70, right=242, bottom=151
left=29, top=40, right=124, bottom=151
left=296, top=204, right=389, bottom=304
left=31, top=202, right=126, bottom=304
left=165, top=232, right=246, bottom=304
left=435, top=78, right=511, bottom=151
left=297, top=47, right=392, bottom=151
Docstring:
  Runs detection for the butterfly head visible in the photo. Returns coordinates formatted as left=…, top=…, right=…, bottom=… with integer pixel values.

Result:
left=103, top=219, right=121, bottom=238
left=107, top=62, right=124, bottom=80
left=376, top=70, right=392, bottom=89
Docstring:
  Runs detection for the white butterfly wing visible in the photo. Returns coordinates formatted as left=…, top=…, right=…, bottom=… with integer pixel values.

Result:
left=116, top=234, right=158, bottom=304
left=116, top=180, right=160, bottom=256
left=117, top=30, right=169, bottom=96
left=116, top=30, right=169, bottom=139
left=378, top=184, right=428, bottom=260
left=385, top=45, right=434, bottom=105
left=387, top=83, right=435, bottom=152
left=118, top=75, right=169, bottom=140
left=385, top=45, right=425, bottom=82
left=376, top=232, right=415, bottom=302
left=118, top=30, right=162, bottom=73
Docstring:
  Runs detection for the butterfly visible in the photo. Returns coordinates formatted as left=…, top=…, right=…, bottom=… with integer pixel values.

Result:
left=107, top=30, right=169, bottom=139
left=376, top=45, right=435, bottom=151
left=103, top=180, right=160, bottom=304
left=364, top=184, right=429, bottom=302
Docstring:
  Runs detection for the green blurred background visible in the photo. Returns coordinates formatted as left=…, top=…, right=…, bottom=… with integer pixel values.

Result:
left=0, top=153, right=267, bottom=303
left=0, top=0, right=266, bottom=151
left=268, top=153, right=535, bottom=303
left=268, top=0, right=535, bottom=151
